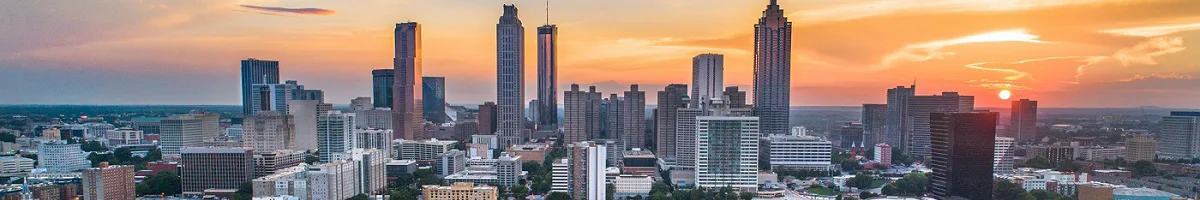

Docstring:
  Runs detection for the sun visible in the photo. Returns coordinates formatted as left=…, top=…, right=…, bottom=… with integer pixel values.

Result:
left=999, top=89, right=1012, bottom=100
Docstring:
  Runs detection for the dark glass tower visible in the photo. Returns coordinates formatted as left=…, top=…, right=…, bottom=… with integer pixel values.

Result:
left=422, top=76, right=447, bottom=124
left=752, top=0, right=792, bottom=135
left=929, top=112, right=996, bottom=200
left=240, top=59, right=279, bottom=114
left=536, top=24, right=559, bottom=130
left=372, top=69, right=394, bottom=108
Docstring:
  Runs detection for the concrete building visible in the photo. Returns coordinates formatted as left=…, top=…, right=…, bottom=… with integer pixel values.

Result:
left=613, top=174, right=653, bottom=198
left=348, top=149, right=387, bottom=195
left=535, top=23, right=558, bottom=132
left=307, top=161, right=359, bottom=200
left=505, top=143, right=550, bottom=164
left=550, top=158, right=569, bottom=193
left=862, top=104, right=888, bottom=146
left=995, top=137, right=1015, bottom=174
left=250, top=83, right=297, bottom=114
left=350, top=108, right=391, bottom=130
left=657, top=84, right=688, bottom=161
left=396, top=139, right=456, bottom=161
left=104, top=128, right=143, bottom=145
left=763, top=133, right=832, bottom=170
left=568, top=141, right=607, bottom=199
left=906, top=92, right=974, bottom=159
left=37, top=141, right=90, bottom=172
left=875, top=143, right=892, bottom=167
left=495, top=5, right=526, bottom=148
left=251, top=165, right=308, bottom=199
left=1125, top=134, right=1158, bottom=161
left=752, top=0, right=792, bottom=136
left=253, top=149, right=304, bottom=178
left=317, top=111, right=356, bottom=162
left=442, top=154, right=522, bottom=187
left=160, top=114, right=208, bottom=158
left=696, top=113, right=759, bottom=192
left=393, top=22, right=425, bottom=141
left=621, top=85, right=646, bottom=150
left=421, top=182, right=498, bottom=200
left=1159, top=111, right=1200, bottom=159
left=1010, top=99, right=1038, bottom=141
left=437, top=150, right=466, bottom=177
left=839, top=122, right=864, bottom=149
left=929, top=112, right=996, bottom=200
left=0, top=156, right=34, bottom=177
left=423, top=76, right=448, bottom=124
left=372, top=69, right=394, bottom=109
left=82, top=163, right=135, bottom=200
left=244, top=111, right=297, bottom=153
left=885, top=84, right=916, bottom=150
left=242, top=58, right=280, bottom=114
left=563, top=84, right=602, bottom=144
left=180, top=147, right=254, bottom=194
left=288, top=99, right=319, bottom=151
left=691, top=54, right=723, bottom=107
left=477, top=102, right=497, bottom=135
left=723, top=86, right=747, bottom=108
left=354, top=128, right=392, bottom=153
left=350, top=97, right=373, bottom=111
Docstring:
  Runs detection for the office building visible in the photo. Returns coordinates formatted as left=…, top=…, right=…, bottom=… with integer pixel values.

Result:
left=37, top=141, right=90, bottom=172
left=657, top=84, right=688, bottom=160
left=906, top=92, right=974, bottom=159
left=250, top=165, right=308, bottom=199
left=160, top=113, right=210, bottom=158
left=180, top=147, right=254, bottom=194
left=423, top=76, right=448, bottom=124
left=885, top=84, right=916, bottom=150
left=762, top=133, right=832, bottom=170
left=393, top=22, right=425, bottom=141
left=1126, top=134, right=1158, bottom=161
left=536, top=24, right=559, bottom=131
left=442, top=154, right=522, bottom=187
left=696, top=110, right=760, bottom=192
left=131, top=117, right=164, bottom=135
left=862, top=104, right=887, bottom=146
left=289, top=99, right=319, bottom=151
left=621, top=85, right=646, bottom=150
left=349, top=149, right=387, bottom=195
left=82, top=163, right=135, bottom=200
left=105, top=128, right=143, bottom=145
left=0, top=156, right=34, bottom=177
left=350, top=108, right=391, bottom=130
left=495, top=154, right=523, bottom=187
left=354, top=128, right=392, bottom=153
left=568, top=142, right=607, bottom=199
left=622, top=149, right=657, bottom=178
left=994, top=137, right=1015, bottom=174
left=613, top=174, right=653, bottom=198
left=437, top=149, right=466, bottom=177
left=723, top=86, right=747, bottom=108
left=421, top=182, right=498, bottom=200
left=563, top=84, right=602, bottom=144
left=242, top=58, right=280, bottom=114
left=250, top=82, right=297, bottom=114
left=929, top=112, right=996, bottom=200
left=244, top=111, right=296, bottom=153
left=496, top=5, right=526, bottom=147
left=874, top=143, right=891, bottom=167
left=308, top=161, right=359, bottom=200
left=550, top=158, right=569, bottom=193
left=1160, top=111, right=1200, bottom=159
left=752, top=0, right=792, bottom=135
left=604, top=94, right=623, bottom=141
left=477, top=102, right=498, bottom=135
left=1010, top=99, right=1038, bottom=140
left=397, top=139, right=456, bottom=161
left=372, top=69, right=394, bottom=108
left=253, top=149, right=303, bottom=177
left=692, top=54, right=722, bottom=107
left=317, top=111, right=355, bottom=162
left=225, top=124, right=243, bottom=140
left=350, top=97, right=373, bottom=111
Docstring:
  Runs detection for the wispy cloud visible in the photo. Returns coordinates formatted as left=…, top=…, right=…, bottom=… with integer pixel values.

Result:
left=239, top=5, right=335, bottom=16
left=872, top=29, right=1044, bottom=70
left=1118, top=73, right=1196, bottom=82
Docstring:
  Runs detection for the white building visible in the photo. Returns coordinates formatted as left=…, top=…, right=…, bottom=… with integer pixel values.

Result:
left=995, top=137, right=1015, bottom=174
left=307, top=161, right=359, bottom=200
left=691, top=54, right=724, bottom=107
left=348, top=149, right=387, bottom=195
left=225, top=124, right=244, bottom=140
left=349, top=108, right=391, bottom=130
left=550, top=158, right=570, bottom=193
left=396, top=139, right=456, bottom=161
left=83, top=123, right=115, bottom=139
left=288, top=99, right=320, bottom=151
left=354, top=128, right=392, bottom=153
left=105, top=128, right=143, bottom=145
left=317, top=111, right=356, bottom=162
left=696, top=116, right=759, bottom=192
left=763, top=134, right=832, bottom=170
left=160, top=114, right=208, bottom=158
left=471, top=134, right=499, bottom=149
left=613, top=174, right=653, bottom=198
left=37, top=141, right=91, bottom=172
left=436, top=150, right=465, bottom=177
left=243, top=111, right=297, bottom=153
left=0, top=156, right=34, bottom=177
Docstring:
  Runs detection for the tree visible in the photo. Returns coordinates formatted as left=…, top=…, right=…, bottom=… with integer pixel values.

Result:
left=994, top=179, right=1029, bottom=200
left=650, top=181, right=673, bottom=195
left=846, top=173, right=873, bottom=189
left=648, top=192, right=671, bottom=200
left=510, top=185, right=530, bottom=198
left=390, top=189, right=416, bottom=200
left=1020, top=157, right=1054, bottom=169
left=305, top=154, right=319, bottom=165
left=739, top=191, right=755, bottom=200
left=346, top=194, right=369, bottom=200
left=608, top=184, right=615, bottom=200
left=136, top=171, right=181, bottom=195
left=230, top=182, right=252, bottom=200
left=1131, top=160, right=1158, bottom=177
left=860, top=191, right=880, bottom=199
left=891, top=148, right=915, bottom=166
left=547, top=192, right=572, bottom=200
left=882, top=172, right=927, bottom=196
left=841, top=159, right=864, bottom=171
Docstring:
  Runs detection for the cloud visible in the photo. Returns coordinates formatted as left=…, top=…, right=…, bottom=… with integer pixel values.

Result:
left=873, top=29, right=1045, bottom=70
left=1117, top=73, right=1197, bottom=82
left=1110, top=36, right=1186, bottom=65
left=238, top=5, right=335, bottom=16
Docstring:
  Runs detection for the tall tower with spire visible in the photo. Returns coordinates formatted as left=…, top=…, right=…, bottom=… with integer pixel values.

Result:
left=497, top=4, right=527, bottom=147
left=536, top=1, right=559, bottom=132
left=753, top=0, right=792, bottom=135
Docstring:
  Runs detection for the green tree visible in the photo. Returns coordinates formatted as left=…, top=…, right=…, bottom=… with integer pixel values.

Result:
left=648, top=192, right=671, bottom=200
left=510, top=185, right=530, bottom=198
left=390, top=189, right=417, bottom=200
left=1131, top=160, right=1158, bottom=177
left=608, top=184, right=615, bottom=200
left=994, top=179, right=1029, bottom=200
left=230, top=182, right=252, bottom=200
left=305, top=154, right=319, bottom=165
left=1020, top=157, right=1054, bottom=169
left=346, top=194, right=369, bottom=200
left=547, top=192, right=572, bottom=200
left=860, top=191, right=879, bottom=199
left=650, top=181, right=673, bottom=195
left=846, top=173, right=873, bottom=189
left=881, top=172, right=927, bottom=196
left=136, top=171, right=181, bottom=195
left=739, top=191, right=755, bottom=200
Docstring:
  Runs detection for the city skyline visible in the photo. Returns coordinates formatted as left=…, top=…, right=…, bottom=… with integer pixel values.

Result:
left=3, top=1, right=1200, bottom=108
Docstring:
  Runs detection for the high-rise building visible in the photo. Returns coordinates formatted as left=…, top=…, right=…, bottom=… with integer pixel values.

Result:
left=1010, top=99, right=1038, bottom=141
left=763, top=133, right=832, bottom=171
left=906, top=92, right=974, bottom=159
left=885, top=85, right=916, bottom=150
left=242, top=58, right=280, bottom=114
left=752, top=0, right=792, bottom=136
left=397, top=139, right=457, bottom=161
left=180, top=147, right=254, bottom=194
left=862, top=104, right=887, bottom=146
left=350, top=97, right=373, bottom=111
left=286, top=80, right=324, bottom=103
left=1125, top=134, right=1158, bottom=161
left=605, top=94, right=623, bottom=141
left=477, top=102, right=498, bottom=135
left=622, top=85, right=646, bottom=150
left=252, top=149, right=304, bottom=178
left=394, top=22, right=425, bottom=141
left=994, top=137, right=1014, bottom=174
left=82, top=163, right=135, bottom=200
left=250, top=83, right=297, bottom=114
left=1158, top=111, right=1200, bottom=159
left=243, top=111, right=296, bottom=153
left=423, top=76, right=448, bottom=124
left=656, top=84, right=688, bottom=160
left=929, top=112, right=996, bottom=200
left=349, top=148, right=388, bottom=195
left=496, top=4, right=526, bottom=148
left=436, top=150, right=466, bottom=178
left=696, top=112, right=760, bottom=192
left=317, top=111, right=356, bottom=162
left=839, top=122, right=864, bottom=149
left=676, top=99, right=753, bottom=171
left=351, top=108, right=392, bottom=130
left=160, top=114, right=208, bottom=158
left=421, top=182, right=498, bottom=200
left=288, top=99, right=319, bottom=151
left=874, top=143, right=891, bottom=167
left=692, top=54, right=722, bottom=107
left=723, top=86, right=747, bottom=108
left=568, top=141, right=607, bottom=199
left=372, top=69, right=395, bottom=108
left=550, top=158, right=569, bottom=193
left=37, top=141, right=90, bottom=172
left=536, top=24, right=559, bottom=131
left=306, top=160, right=359, bottom=200
left=564, top=84, right=602, bottom=144
left=355, top=128, right=393, bottom=153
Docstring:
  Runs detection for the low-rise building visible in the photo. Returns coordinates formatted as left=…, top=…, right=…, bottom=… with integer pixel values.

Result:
left=422, top=182, right=497, bottom=200
left=0, top=156, right=34, bottom=177
left=613, top=174, right=652, bottom=198
left=504, top=143, right=550, bottom=164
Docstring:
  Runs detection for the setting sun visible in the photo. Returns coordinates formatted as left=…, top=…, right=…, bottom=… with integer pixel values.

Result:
left=999, top=89, right=1012, bottom=100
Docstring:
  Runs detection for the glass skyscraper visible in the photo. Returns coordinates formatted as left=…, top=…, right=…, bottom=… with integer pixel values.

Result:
left=422, top=76, right=447, bottom=124
left=241, top=58, right=279, bottom=114
left=372, top=69, right=394, bottom=108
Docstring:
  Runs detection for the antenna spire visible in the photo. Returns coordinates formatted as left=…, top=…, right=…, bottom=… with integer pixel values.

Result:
left=545, top=0, right=550, bottom=25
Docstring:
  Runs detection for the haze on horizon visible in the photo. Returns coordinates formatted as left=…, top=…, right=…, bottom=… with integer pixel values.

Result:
left=2, top=0, right=1199, bottom=108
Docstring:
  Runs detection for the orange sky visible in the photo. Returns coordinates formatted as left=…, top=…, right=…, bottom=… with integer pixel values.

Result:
left=1, top=0, right=1199, bottom=108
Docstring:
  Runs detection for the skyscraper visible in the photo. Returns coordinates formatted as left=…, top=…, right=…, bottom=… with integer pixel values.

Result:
left=885, top=84, right=915, bottom=150
left=423, top=76, right=447, bottom=124
left=656, top=84, right=688, bottom=160
left=604, top=94, right=623, bottom=140
left=160, top=114, right=208, bottom=158
left=288, top=100, right=319, bottom=151
left=696, top=113, right=760, bottom=192
left=568, top=141, right=607, bottom=199
left=536, top=24, right=559, bottom=131
left=1010, top=99, right=1038, bottom=141
left=243, top=111, right=296, bottom=153
left=317, top=111, right=356, bottom=162
left=478, top=102, right=498, bottom=135
left=250, top=83, right=296, bottom=114
left=242, top=58, right=280, bottom=114
left=906, top=92, right=973, bottom=159
left=1125, top=134, right=1158, bottom=161
left=37, top=141, right=91, bottom=172
left=862, top=104, right=887, bottom=146
left=621, top=85, right=646, bottom=150
left=372, top=69, right=395, bottom=109
left=564, top=84, right=602, bottom=144
left=394, top=22, right=424, bottom=141
left=723, top=86, right=747, bottom=108
left=692, top=54, right=722, bottom=107
left=929, top=112, right=996, bottom=200
left=752, top=0, right=792, bottom=136
left=496, top=5, right=526, bottom=147
left=1159, top=111, right=1200, bottom=159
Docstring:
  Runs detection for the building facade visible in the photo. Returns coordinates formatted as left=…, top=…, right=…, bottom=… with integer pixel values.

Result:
left=372, top=69, right=395, bottom=109
left=242, top=58, right=280, bottom=114
left=929, top=112, right=996, bottom=200
left=1125, top=134, right=1158, bottom=161
left=180, top=147, right=254, bottom=194
left=621, top=85, right=646, bottom=150
left=1010, top=99, right=1038, bottom=141
left=496, top=5, right=526, bottom=147
left=656, top=84, right=688, bottom=160
left=696, top=115, right=760, bottom=192
left=885, top=85, right=916, bottom=150
left=862, top=104, right=887, bottom=146
left=317, top=111, right=355, bottom=162
left=244, top=111, right=297, bottom=153
left=905, top=92, right=974, bottom=159
left=1159, top=111, right=1200, bottom=159
left=82, top=164, right=135, bottom=200
left=423, top=76, right=448, bottom=124
left=692, top=54, right=723, bottom=107
left=752, top=0, right=792, bottom=136
left=422, top=183, right=498, bottom=200
left=536, top=24, right=559, bottom=131
left=994, top=137, right=1015, bottom=174
left=37, top=141, right=90, bottom=172
left=763, top=134, right=832, bottom=170
left=563, top=84, right=602, bottom=144
left=393, top=22, right=424, bottom=141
